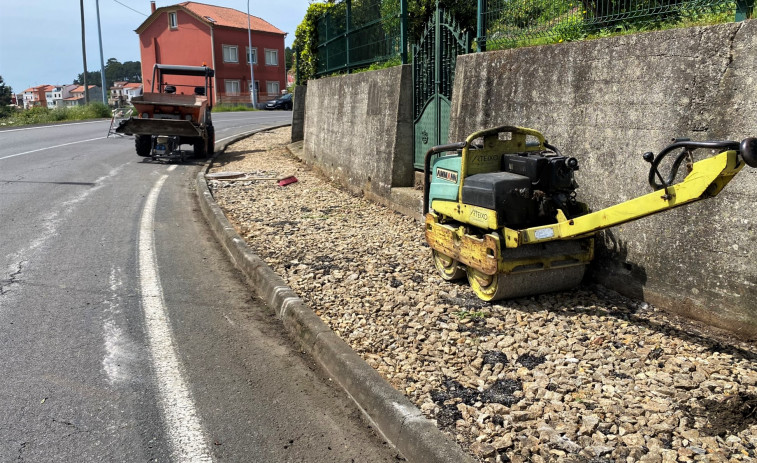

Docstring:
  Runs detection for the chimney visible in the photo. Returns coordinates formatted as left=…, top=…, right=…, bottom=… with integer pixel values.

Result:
left=151, top=1, right=156, bottom=13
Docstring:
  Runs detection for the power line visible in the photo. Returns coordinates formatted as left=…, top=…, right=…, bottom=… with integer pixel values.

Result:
left=112, top=0, right=149, bottom=16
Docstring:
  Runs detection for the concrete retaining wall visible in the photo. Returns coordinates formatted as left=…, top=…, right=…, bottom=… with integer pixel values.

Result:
left=450, top=20, right=757, bottom=337
left=291, top=85, right=306, bottom=143
left=302, top=65, right=414, bottom=198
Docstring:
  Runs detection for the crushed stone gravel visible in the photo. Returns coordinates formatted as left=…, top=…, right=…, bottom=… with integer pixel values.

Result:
left=208, top=127, right=757, bottom=463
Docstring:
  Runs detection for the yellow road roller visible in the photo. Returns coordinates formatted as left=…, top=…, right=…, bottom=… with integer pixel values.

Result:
left=423, top=125, right=756, bottom=301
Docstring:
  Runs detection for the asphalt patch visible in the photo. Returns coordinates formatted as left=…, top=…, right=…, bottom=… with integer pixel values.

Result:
left=456, top=320, right=492, bottom=337
left=680, top=392, right=757, bottom=437
left=435, top=404, right=462, bottom=428
left=431, top=377, right=524, bottom=409
left=516, top=354, right=546, bottom=369
left=480, top=379, right=522, bottom=406
left=482, top=350, right=508, bottom=366
left=443, top=379, right=480, bottom=406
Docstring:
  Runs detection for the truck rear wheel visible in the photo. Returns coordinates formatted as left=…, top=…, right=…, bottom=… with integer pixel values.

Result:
left=193, top=138, right=206, bottom=158
left=135, top=135, right=151, bottom=157
left=205, top=125, right=215, bottom=158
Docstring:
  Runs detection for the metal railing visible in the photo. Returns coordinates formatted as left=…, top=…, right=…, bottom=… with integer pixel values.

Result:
left=477, top=0, right=752, bottom=51
left=313, top=0, right=408, bottom=77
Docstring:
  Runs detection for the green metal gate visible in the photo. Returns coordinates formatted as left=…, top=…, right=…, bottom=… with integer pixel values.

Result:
left=413, top=9, right=471, bottom=169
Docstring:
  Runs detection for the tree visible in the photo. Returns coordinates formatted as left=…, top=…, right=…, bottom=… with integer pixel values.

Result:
left=74, top=59, right=142, bottom=90
left=408, top=0, right=477, bottom=42
left=285, top=47, right=294, bottom=73
left=0, top=75, right=12, bottom=107
left=74, top=70, right=101, bottom=87
left=0, top=76, right=14, bottom=117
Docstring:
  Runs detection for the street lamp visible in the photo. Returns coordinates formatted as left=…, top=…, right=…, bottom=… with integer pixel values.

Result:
left=247, top=0, right=256, bottom=107
left=80, top=0, right=89, bottom=104
left=96, top=0, right=108, bottom=105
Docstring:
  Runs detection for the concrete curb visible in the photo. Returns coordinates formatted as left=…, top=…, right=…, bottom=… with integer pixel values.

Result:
left=196, top=127, right=475, bottom=463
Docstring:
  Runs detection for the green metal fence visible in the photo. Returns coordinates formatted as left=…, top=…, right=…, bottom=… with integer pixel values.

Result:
left=477, top=0, right=753, bottom=51
left=314, top=0, right=408, bottom=77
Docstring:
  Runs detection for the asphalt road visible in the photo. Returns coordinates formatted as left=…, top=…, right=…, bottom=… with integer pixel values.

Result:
left=0, top=112, right=401, bottom=462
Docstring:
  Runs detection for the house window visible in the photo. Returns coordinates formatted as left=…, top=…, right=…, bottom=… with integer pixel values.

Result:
left=266, top=81, right=279, bottom=96
left=225, top=80, right=241, bottom=96
left=168, top=12, right=178, bottom=29
left=265, top=49, right=278, bottom=66
left=246, top=47, right=257, bottom=65
left=223, top=45, right=239, bottom=63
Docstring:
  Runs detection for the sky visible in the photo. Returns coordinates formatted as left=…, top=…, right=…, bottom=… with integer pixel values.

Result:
left=0, top=0, right=311, bottom=93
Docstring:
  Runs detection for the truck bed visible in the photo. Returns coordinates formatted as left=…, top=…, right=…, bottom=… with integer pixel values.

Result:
left=115, top=118, right=203, bottom=137
left=131, top=92, right=208, bottom=122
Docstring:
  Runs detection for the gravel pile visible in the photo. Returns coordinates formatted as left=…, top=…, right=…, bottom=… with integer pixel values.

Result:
left=208, top=128, right=757, bottom=462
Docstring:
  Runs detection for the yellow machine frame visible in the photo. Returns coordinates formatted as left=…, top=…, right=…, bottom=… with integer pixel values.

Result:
left=425, top=125, right=746, bottom=280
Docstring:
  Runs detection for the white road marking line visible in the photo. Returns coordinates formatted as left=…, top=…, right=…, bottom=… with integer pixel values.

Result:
left=139, top=175, right=212, bottom=462
left=0, top=137, right=106, bottom=161
left=215, top=130, right=263, bottom=143
left=0, top=120, right=106, bottom=133
left=167, top=164, right=178, bottom=172
left=215, top=134, right=243, bottom=143
left=103, top=266, right=136, bottom=384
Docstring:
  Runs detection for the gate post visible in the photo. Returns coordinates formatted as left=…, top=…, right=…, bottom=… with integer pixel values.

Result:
left=477, top=0, right=486, bottom=52
left=346, top=0, right=351, bottom=73
left=434, top=7, right=442, bottom=149
left=736, top=0, right=754, bottom=20
left=400, top=0, right=408, bottom=64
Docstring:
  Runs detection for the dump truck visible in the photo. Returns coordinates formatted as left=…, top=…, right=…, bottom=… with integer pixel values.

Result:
left=116, top=64, right=215, bottom=162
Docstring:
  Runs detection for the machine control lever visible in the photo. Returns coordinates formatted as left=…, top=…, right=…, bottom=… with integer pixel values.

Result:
left=645, top=140, right=741, bottom=191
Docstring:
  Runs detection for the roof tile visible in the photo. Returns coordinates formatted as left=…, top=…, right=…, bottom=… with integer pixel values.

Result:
left=178, top=2, right=284, bottom=35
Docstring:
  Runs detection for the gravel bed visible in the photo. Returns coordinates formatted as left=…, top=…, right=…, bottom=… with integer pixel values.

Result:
left=208, top=128, right=757, bottom=462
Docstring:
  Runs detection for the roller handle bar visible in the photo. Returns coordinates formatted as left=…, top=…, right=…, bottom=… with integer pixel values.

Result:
left=643, top=139, right=747, bottom=191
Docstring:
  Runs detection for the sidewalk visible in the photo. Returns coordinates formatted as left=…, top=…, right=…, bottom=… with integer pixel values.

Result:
left=200, top=127, right=757, bottom=463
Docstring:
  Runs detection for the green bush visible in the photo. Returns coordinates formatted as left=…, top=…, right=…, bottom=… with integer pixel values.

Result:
left=213, top=104, right=258, bottom=112
left=0, top=103, right=113, bottom=127
left=293, top=2, right=338, bottom=84
left=50, top=107, right=70, bottom=121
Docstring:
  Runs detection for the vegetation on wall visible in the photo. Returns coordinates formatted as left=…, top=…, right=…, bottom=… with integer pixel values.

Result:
left=294, top=0, right=740, bottom=83
left=293, top=0, right=477, bottom=83
left=407, top=0, right=476, bottom=41
left=293, top=1, right=337, bottom=84
left=482, top=0, right=738, bottom=50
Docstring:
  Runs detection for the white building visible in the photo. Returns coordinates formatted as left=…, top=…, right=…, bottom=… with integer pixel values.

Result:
left=110, top=82, right=143, bottom=107
left=45, top=85, right=77, bottom=108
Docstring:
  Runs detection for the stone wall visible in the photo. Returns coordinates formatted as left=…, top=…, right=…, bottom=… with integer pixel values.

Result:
left=450, top=20, right=757, bottom=337
left=302, top=65, right=414, bottom=199
left=291, top=85, right=306, bottom=143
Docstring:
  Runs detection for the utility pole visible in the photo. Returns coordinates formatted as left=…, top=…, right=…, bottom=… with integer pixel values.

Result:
left=80, top=0, right=89, bottom=104
left=247, top=0, right=256, bottom=106
left=96, top=0, right=108, bottom=104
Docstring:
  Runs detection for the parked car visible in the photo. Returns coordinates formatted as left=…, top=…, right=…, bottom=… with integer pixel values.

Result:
left=265, top=93, right=293, bottom=110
